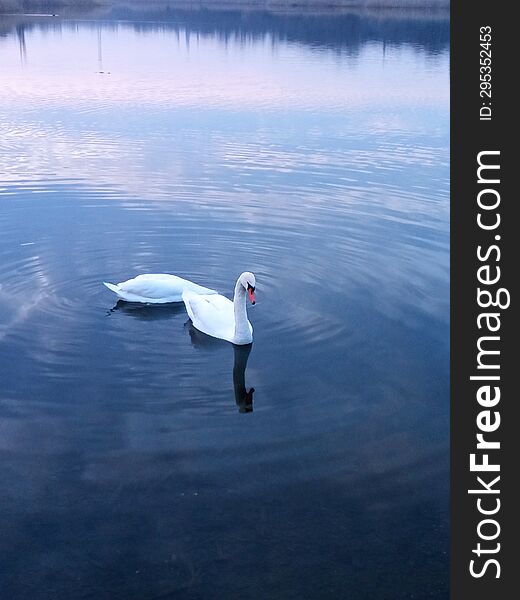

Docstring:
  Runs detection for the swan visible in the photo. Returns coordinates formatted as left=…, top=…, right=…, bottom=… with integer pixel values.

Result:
left=182, top=272, right=256, bottom=345
left=103, top=273, right=217, bottom=304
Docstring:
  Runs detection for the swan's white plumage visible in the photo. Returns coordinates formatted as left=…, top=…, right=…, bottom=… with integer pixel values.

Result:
left=183, top=291, right=237, bottom=343
left=183, top=272, right=255, bottom=345
left=103, top=274, right=217, bottom=303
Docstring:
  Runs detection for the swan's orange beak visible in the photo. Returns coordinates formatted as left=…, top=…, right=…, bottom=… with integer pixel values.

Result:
left=247, top=286, right=256, bottom=305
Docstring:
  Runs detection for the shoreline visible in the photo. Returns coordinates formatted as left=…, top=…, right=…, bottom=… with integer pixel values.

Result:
left=1, top=0, right=451, bottom=16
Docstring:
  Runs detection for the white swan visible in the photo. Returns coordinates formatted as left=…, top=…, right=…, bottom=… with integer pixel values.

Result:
left=103, top=273, right=217, bottom=303
left=182, top=272, right=256, bottom=345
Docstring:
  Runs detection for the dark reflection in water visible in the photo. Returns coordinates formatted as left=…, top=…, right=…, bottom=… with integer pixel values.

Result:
left=0, top=7, right=449, bottom=600
left=187, top=323, right=255, bottom=413
left=0, top=5, right=449, bottom=56
left=233, top=344, right=254, bottom=413
left=108, top=299, right=186, bottom=320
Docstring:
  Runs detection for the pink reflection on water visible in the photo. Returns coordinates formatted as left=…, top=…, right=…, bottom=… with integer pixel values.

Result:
left=0, top=25, right=448, bottom=110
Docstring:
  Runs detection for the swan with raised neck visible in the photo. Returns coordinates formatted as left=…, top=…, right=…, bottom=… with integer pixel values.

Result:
left=182, top=271, right=256, bottom=345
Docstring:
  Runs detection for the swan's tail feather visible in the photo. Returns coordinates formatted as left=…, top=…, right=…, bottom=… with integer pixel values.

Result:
left=182, top=290, right=197, bottom=323
left=103, top=282, right=121, bottom=294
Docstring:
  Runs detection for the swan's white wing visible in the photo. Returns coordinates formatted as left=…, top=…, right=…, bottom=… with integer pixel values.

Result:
left=116, top=274, right=216, bottom=302
left=183, top=291, right=236, bottom=342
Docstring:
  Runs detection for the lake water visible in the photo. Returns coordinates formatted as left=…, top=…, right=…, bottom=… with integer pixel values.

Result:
left=0, top=7, right=449, bottom=599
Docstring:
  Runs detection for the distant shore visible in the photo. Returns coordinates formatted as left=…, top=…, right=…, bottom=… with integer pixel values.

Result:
left=0, top=0, right=450, bottom=16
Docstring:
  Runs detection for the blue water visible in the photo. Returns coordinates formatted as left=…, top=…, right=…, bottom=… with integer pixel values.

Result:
left=0, top=7, right=449, bottom=599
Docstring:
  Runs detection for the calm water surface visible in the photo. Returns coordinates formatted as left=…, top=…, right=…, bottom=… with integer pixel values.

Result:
left=0, top=8, right=449, bottom=599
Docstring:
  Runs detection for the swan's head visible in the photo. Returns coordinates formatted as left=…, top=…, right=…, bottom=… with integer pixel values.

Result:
left=239, top=272, right=256, bottom=305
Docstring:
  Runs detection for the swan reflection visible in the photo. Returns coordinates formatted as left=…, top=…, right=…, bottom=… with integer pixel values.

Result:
left=107, top=299, right=185, bottom=321
left=233, top=344, right=254, bottom=413
left=187, top=323, right=255, bottom=413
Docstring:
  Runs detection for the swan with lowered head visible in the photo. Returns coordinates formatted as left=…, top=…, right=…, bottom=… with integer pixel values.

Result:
left=103, top=273, right=217, bottom=304
left=182, top=272, right=256, bottom=345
